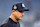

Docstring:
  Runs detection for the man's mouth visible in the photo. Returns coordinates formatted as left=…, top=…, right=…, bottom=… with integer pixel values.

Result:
left=21, top=16, right=23, bottom=18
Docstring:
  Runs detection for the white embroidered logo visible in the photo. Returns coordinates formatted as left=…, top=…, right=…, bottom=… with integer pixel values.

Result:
left=22, top=4, right=25, bottom=7
left=14, top=5, right=17, bottom=9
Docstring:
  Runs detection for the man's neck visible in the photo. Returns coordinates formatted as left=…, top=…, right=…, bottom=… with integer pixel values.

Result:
left=9, top=14, right=18, bottom=23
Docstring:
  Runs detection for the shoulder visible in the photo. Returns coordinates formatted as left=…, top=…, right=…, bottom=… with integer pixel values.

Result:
left=0, top=23, right=11, bottom=27
left=0, top=18, right=13, bottom=27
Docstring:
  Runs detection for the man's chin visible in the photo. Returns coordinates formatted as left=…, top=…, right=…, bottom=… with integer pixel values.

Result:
left=19, top=18, right=23, bottom=20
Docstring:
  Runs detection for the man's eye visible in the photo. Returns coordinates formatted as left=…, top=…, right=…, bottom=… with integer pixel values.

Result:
left=20, top=12, right=23, bottom=13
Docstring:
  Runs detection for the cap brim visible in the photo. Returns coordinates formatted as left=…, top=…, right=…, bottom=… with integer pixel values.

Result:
left=24, top=9, right=29, bottom=11
left=17, top=8, right=29, bottom=12
left=23, top=8, right=29, bottom=11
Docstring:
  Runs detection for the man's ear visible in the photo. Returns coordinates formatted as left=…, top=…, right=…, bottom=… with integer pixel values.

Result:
left=12, top=10, right=15, bottom=13
left=12, top=10, right=16, bottom=15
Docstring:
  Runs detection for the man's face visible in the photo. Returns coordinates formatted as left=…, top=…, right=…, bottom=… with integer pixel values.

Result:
left=15, top=10, right=24, bottom=20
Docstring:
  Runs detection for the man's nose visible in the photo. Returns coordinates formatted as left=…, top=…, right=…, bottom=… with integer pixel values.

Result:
left=22, top=13, right=24, bottom=16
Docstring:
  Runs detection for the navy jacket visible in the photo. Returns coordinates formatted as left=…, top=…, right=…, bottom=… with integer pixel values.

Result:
left=0, top=18, right=20, bottom=27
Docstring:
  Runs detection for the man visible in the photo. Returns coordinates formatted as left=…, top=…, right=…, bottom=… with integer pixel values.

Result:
left=0, top=3, right=29, bottom=27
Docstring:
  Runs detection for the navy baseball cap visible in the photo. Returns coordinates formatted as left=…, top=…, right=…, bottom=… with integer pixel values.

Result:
left=12, top=3, right=29, bottom=11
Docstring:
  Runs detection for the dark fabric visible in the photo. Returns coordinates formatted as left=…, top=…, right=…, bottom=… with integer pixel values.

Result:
left=0, top=18, right=20, bottom=27
left=12, top=3, right=29, bottom=11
